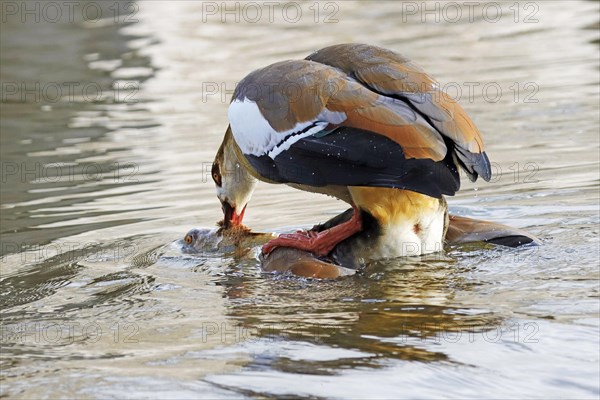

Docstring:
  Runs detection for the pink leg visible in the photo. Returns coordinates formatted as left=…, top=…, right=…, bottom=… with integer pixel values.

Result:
left=262, top=206, right=362, bottom=257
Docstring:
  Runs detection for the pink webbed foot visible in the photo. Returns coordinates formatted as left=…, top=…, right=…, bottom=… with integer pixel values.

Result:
left=262, top=206, right=362, bottom=257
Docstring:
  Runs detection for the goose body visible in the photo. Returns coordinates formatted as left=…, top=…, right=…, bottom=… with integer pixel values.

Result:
left=212, top=43, right=492, bottom=259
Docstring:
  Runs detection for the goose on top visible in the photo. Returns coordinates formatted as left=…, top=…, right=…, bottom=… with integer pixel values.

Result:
left=211, top=43, right=491, bottom=259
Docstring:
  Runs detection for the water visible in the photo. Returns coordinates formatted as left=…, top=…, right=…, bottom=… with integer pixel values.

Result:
left=1, top=1, right=599, bottom=398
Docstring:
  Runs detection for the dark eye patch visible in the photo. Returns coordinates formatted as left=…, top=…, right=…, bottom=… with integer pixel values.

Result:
left=211, top=162, right=222, bottom=187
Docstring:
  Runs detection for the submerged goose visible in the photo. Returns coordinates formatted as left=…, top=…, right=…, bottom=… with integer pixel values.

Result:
left=211, top=43, right=534, bottom=261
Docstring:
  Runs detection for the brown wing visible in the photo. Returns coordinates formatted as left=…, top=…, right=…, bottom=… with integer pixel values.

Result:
left=260, top=247, right=355, bottom=279
left=306, top=43, right=490, bottom=181
left=229, top=46, right=491, bottom=197
left=231, top=60, right=447, bottom=160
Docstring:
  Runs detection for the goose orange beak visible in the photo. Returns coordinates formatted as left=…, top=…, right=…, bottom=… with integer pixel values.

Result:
left=221, top=200, right=246, bottom=228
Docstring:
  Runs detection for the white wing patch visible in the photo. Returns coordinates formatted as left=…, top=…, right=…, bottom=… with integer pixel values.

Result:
left=267, top=122, right=327, bottom=159
left=228, top=98, right=346, bottom=159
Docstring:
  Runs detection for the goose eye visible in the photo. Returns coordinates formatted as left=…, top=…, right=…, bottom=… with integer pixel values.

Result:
left=211, top=163, right=222, bottom=187
left=184, top=234, right=193, bottom=245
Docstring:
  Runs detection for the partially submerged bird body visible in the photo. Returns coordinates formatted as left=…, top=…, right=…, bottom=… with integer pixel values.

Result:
left=213, top=43, right=494, bottom=260
left=182, top=211, right=539, bottom=279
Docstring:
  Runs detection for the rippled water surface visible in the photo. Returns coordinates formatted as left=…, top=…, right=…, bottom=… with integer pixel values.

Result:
left=1, top=1, right=599, bottom=398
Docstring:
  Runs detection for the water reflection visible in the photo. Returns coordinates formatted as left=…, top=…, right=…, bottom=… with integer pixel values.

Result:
left=217, top=254, right=504, bottom=370
left=1, top=1, right=157, bottom=255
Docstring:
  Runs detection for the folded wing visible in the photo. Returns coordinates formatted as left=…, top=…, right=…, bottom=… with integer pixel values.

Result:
left=228, top=45, right=492, bottom=199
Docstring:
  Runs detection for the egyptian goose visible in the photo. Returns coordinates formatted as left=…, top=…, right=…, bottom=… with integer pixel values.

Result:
left=212, top=43, right=492, bottom=259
